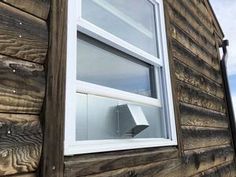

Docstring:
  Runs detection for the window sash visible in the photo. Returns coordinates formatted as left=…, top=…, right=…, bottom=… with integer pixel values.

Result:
left=77, top=0, right=163, bottom=67
left=76, top=80, right=162, bottom=107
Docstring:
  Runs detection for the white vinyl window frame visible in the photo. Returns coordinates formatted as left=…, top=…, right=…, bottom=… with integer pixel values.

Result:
left=64, top=0, right=177, bottom=155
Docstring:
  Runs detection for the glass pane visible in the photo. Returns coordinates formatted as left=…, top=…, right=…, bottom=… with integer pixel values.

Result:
left=76, top=94, right=165, bottom=141
left=77, top=33, right=155, bottom=98
left=82, top=0, right=159, bottom=57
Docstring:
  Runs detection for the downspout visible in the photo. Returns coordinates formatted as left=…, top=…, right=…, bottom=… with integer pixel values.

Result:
left=220, top=40, right=236, bottom=152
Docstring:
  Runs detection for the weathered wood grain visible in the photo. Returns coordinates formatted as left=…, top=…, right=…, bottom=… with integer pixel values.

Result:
left=0, top=141, right=41, bottom=176
left=166, top=0, right=215, bottom=46
left=202, top=0, right=224, bottom=39
left=0, top=113, right=41, bottom=137
left=0, top=3, right=48, bottom=64
left=191, top=0, right=212, bottom=23
left=171, top=25, right=219, bottom=70
left=65, top=159, right=183, bottom=177
left=7, top=173, right=36, bottom=177
left=0, top=113, right=42, bottom=176
left=179, top=0, right=213, bottom=34
left=64, top=147, right=178, bottom=176
left=0, top=55, right=45, bottom=114
left=175, top=60, right=224, bottom=99
left=167, top=4, right=216, bottom=58
left=64, top=144, right=235, bottom=177
left=180, top=103, right=228, bottom=128
left=177, top=82, right=226, bottom=113
left=183, top=145, right=234, bottom=175
left=182, top=126, right=231, bottom=150
left=193, top=160, right=236, bottom=177
left=40, top=0, right=67, bottom=176
left=172, top=41, right=222, bottom=84
left=2, top=0, right=50, bottom=20
left=65, top=146, right=235, bottom=177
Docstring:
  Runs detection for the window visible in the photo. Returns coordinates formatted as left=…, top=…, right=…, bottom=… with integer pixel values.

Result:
left=65, top=0, right=177, bottom=155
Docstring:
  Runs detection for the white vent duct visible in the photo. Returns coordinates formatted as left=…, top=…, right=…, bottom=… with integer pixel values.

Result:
left=117, top=104, right=149, bottom=137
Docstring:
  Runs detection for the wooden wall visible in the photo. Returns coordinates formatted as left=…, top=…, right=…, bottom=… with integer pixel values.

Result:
left=63, top=0, right=236, bottom=176
left=0, top=0, right=49, bottom=176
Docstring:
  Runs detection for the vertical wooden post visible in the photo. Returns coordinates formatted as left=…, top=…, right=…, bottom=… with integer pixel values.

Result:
left=40, top=0, right=68, bottom=176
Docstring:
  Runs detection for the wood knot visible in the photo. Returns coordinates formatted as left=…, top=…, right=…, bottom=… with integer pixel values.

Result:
left=0, top=150, right=8, bottom=158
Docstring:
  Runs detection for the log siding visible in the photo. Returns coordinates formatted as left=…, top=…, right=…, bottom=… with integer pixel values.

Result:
left=0, top=0, right=49, bottom=176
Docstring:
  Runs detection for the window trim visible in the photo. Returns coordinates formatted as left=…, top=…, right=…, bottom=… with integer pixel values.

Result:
left=64, top=0, right=177, bottom=155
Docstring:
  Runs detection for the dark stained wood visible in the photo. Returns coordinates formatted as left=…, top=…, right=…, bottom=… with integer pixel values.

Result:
left=40, top=0, right=68, bottom=176
left=177, top=83, right=226, bottom=113
left=182, top=126, right=231, bottom=150
left=167, top=4, right=216, bottom=59
left=2, top=0, right=50, bottom=20
left=183, top=145, right=234, bottom=175
left=179, top=0, right=213, bottom=34
left=171, top=25, right=219, bottom=70
left=172, top=41, right=222, bottom=84
left=0, top=55, right=45, bottom=114
left=65, top=159, right=183, bottom=177
left=0, top=113, right=41, bottom=137
left=0, top=3, right=48, bottom=64
left=166, top=0, right=215, bottom=46
left=65, top=145, right=234, bottom=177
left=7, top=173, right=36, bottom=177
left=64, top=147, right=178, bottom=176
left=64, top=145, right=235, bottom=177
left=192, top=0, right=212, bottom=23
left=202, top=0, right=224, bottom=39
left=180, top=103, right=228, bottom=128
left=0, top=114, right=42, bottom=176
left=175, top=60, right=224, bottom=99
left=193, top=160, right=236, bottom=177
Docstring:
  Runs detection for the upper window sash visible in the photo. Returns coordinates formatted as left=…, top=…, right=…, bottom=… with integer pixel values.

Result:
left=76, top=0, right=163, bottom=67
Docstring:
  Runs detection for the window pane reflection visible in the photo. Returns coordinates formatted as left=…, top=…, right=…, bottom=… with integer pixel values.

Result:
left=77, top=33, right=155, bottom=98
left=82, top=0, right=159, bottom=57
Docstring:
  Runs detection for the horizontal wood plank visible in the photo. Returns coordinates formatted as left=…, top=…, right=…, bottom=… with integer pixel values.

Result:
left=177, top=82, right=226, bottom=113
left=167, top=4, right=216, bottom=58
left=64, top=147, right=178, bottom=176
left=182, top=126, right=231, bottom=150
left=166, top=0, right=215, bottom=46
left=0, top=113, right=41, bottom=176
left=172, top=41, right=222, bottom=84
left=0, top=55, right=45, bottom=114
left=65, top=145, right=234, bottom=177
left=191, top=0, right=211, bottom=23
left=0, top=113, right=41, bottom=138
left=7, top=173, right=36, bottom=177
left=183, top=145, right=234, bottom=175
left=192, top=160, right=236, bottom=177
left=171, top=25, right=219, bottom=70
left=0, top=3, right=48, bottom=64
left=65, top=159, right=183, bottom=177
left=175, top=60, right=224, bottom=99
left=180, top=103, right=228, bottom=128
left=179, top=0, right=213, bottom=33
left=2, top=0, right=50, bottom=20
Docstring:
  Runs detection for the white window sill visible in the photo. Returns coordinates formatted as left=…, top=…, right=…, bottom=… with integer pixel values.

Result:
left=64, top=138, right=177, bottom=155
